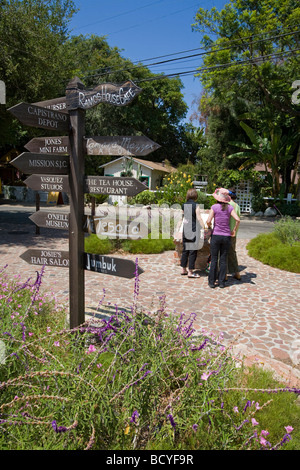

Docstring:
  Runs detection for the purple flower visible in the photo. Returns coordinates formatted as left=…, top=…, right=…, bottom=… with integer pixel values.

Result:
left=167, top=414, right=176, bottom=428
left=52, top=420, right=67, bottom=433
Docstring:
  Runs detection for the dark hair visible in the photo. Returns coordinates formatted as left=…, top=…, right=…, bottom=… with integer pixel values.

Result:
left=186, top=188, right=198, bottom=201
left=217, top=201, right=228, bottom=211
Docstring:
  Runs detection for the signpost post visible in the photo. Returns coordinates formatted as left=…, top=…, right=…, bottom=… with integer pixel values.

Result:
left=10, top=152, right=70, bottom=175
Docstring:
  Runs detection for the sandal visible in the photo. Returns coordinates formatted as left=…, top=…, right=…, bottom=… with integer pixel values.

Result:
left=181, top=271, right=188, bottom=275
left=188, top=273, right=200, bottom=278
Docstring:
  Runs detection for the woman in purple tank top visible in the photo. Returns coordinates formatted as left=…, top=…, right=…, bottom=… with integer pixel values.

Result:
left=206, top=188, right=240, bottom=288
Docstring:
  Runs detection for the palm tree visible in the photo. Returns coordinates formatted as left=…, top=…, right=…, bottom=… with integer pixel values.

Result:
left=228, top=121, right=299, bottom=197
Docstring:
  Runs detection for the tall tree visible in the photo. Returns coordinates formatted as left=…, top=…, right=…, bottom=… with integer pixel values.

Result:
left=0, top=0, right=77, bottom=150
left=192, top=0, right=300, bottom=193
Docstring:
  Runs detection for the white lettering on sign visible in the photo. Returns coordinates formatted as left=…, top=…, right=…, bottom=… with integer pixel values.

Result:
left=39, top=138, right=68, bottom=154
left=28, top=159, right=67, bottom=169
left=28, top=105, right=68, bottom=128
left=45, top=212, right=69, bottom=229
left=85, top=253, right=117, bottom=273
left=40, top=175, right=64, bottom=191
left=85, top=137, right=156, bottom=156
left=292, top=80, right=300, bottom=104
left=30, top=251, right=69, bottom=267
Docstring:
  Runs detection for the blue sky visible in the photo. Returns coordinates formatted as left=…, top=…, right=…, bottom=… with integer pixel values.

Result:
left=68, top=0, right=227, bottom=124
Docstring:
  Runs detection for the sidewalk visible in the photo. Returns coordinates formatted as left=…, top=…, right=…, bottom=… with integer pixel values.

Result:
left=0, top=205, right=299, bottom=387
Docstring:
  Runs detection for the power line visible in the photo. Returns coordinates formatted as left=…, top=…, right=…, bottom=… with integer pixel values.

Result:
left=134, top=48, right=300, bottom=84
left=82, top=27, right=300, bottom=80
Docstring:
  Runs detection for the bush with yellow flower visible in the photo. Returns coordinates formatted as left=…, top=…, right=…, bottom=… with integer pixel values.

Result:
left=157, top=171, right=194, bottom=205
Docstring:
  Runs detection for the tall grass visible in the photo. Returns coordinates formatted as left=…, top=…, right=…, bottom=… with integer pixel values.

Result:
left=0, top=264, right=299, bottom=450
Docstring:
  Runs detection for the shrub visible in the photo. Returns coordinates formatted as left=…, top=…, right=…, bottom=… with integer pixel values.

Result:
left=128, top=190, right=159, bottom=206
left=84, top=233, right=175, bottom=255
left=273, top=217, right=300, bottom=245
left=0, top=266, right=299, bottom=450
left=84, top=234, right=114, bottom=254
left=157, top=171, right=194, bottom=205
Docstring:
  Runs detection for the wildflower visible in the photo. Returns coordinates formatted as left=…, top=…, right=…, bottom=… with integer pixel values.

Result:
left=251, top=418, right=259, bottom=426
left=233, top=406, right=239, bottom=413
left=192, top=424, right=198, bottom=432
left=285, top=426, right=294, bottom=434
left=260, top=436, right=271, bottom=447
left=87, top=345, right=96, bottom=354
left=167, top=414, right=176, bottom=429
left=243, top=400, right=252, bottom=412
left=201, top=372, right=211, bottom=381
left=54, top=341, right=60, bottom=347
left=130, top=410, right=139, bottom=423
left=261, top=429, right=269, bottom=436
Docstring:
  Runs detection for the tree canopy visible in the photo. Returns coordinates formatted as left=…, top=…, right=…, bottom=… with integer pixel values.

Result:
left=192, top=0, right=300, bottom=195
left=0, top=1, right=203, bottom=168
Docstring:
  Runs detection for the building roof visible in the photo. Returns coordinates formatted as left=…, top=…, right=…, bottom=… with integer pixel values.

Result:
left=99, top=156, right=176, bottom=173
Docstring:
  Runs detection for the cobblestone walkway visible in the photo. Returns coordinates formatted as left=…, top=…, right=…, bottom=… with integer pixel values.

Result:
left=0, top=215, right=299, bottom=387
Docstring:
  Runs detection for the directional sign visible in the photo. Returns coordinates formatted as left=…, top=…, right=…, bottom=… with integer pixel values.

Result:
left=84, top=253, right=144, bottom=278
left=67, top=80, right=142, bottom=110
left=29, top=210, right=69, bottom=230
left=10, top=153, right=70, bottom=175
left=8, top=102, right=70, bottom=131
left=24, top=174, right=69, bottom=192
left=83, top=216, right=148, bottom=239
left=33, top=96, right=68, bottom=114
left=25, top=136, right=70, bottom=155
left=85, top=176, right=146, bottom=197
left=20, top=249, right=69, bottom=268
left=85, top=136, right=161, bottom=156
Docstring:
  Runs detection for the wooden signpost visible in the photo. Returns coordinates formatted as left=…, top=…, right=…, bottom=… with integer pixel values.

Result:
left=10, top=152, right=70, bottom=175
left=8, top=102, right=70, bottom=131
left=85, top=253, right=143, bottom=278
left=29, top=210, right=69, bottom=230
left=67, top=80, right=142, bottom=110
left=8, top=76, right=160, bottom=329
left=85, top=175, right=146, bottom=196
left=25, top=136, right=70, bottom=154
left=24, top=174, right=69, bottom=192
left=20, top=249, right=69, bottom=267
left=85, top=135, right=160, bottom=156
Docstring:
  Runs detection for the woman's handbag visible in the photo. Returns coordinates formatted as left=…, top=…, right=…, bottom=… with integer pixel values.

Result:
left=173, top=219, right=184, bottom=242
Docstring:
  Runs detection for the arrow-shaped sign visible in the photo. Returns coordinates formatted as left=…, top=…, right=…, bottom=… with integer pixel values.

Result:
left=85, top=136, right=160, bottom=157
left=85, top=176, right=146, bottom=197
left=20, top=249, right=69, bottom=267
left=84, top=253, right=144, bottom=278
left=33, top=96, right=68, bottom=114
left=8, top=102, right=70, bottom=131
left=24, top=136, right=70, bottom=155
left=29, top=210, right=69, bottom=230
left=67, top=80, right=142, bottom=110
left=11, top=153, right=70, bottom=175
left=24, top=174, right=69, bottom=192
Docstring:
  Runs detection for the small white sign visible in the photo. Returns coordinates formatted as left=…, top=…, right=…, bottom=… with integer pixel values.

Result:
left=0, top=80, right=5, bottom=104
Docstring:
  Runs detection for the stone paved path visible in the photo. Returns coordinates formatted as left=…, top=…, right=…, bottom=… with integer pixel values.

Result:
left=0, top=204, right=299, bottom=386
